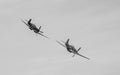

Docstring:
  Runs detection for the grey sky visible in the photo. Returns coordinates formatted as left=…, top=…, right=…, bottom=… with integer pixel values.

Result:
left=0, top=0, right=120, bottom=75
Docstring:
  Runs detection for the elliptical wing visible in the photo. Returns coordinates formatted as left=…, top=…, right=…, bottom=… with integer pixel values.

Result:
left=75, top=52, right=90, bottom=60
left=37, top=33, right=49, bottom=39
left=56, top=40, right=66, bottom=48
left=21, top=19, right=29, bottom=27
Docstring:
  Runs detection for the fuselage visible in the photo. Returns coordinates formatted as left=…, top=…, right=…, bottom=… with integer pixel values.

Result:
left=65, top=39, right=73, bottom=53
left=33, top=28, right=39, bottom=33
left=68, top=45, right=90, bottom=60
left=70, top=45, right=78, bottom=53
left=56, top=39, right=89, bottom=59
left=27, top=21, right=40, bottom=33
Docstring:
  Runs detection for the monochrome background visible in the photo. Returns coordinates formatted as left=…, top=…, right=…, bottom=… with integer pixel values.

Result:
left=0, top=0, right=120, bottom=75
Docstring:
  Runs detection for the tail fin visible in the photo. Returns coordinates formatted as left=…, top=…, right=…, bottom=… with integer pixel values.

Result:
left=66, top=38, right=70, bottom=45
left=27, top=19, right=32, bottom=25
left=39, top=26, right=41, bottom=30
left=77, top=47, right=81, bottom=52
left=39, top=26, right=43, bottom=33
left=28, top=19, right=32, bottom=23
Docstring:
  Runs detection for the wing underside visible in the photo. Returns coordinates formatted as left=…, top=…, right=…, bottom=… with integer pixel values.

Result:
left=75, top=52, right=90, bottom=60
left=56, top=40, right=66, bottom=48
left=37, top=33, right=49, bottom=39
left=21, top=19, right=29, bottom=27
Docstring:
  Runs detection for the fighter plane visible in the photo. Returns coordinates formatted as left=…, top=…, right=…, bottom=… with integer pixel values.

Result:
left=56, top=39, right=90, bottom=60
left=21, top=19, right=49, bottom=38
